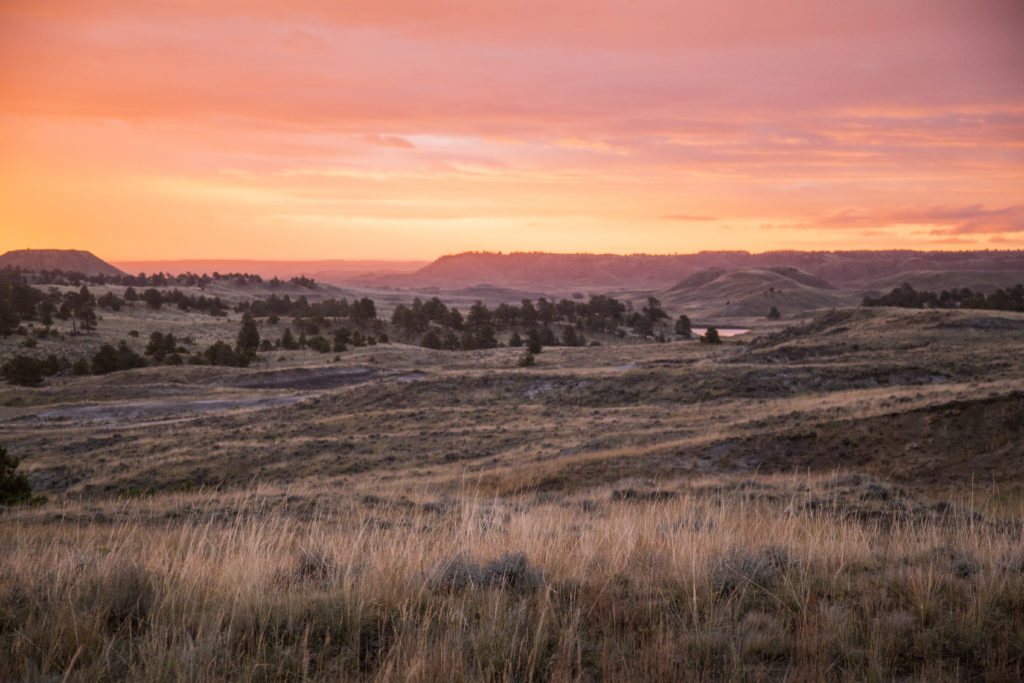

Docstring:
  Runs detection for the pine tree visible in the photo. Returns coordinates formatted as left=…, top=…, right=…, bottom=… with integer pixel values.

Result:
left=236, top=313, right=260, bottom=352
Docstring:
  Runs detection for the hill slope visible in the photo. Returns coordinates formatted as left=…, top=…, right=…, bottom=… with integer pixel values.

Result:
left=354, top=250, right=1024, bottom=293
left=863, top=270, right=1024, bottom=296
left=0, top=249, right=125, bottom=277
left=659, top=267, right=852, bottom=318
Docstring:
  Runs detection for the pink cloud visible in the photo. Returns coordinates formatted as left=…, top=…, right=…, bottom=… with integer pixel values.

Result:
left=1, top=0, right=1022, bottom=256
left=362, top=134, right=416, bottom=149
left=661, top=215, right=717, bottom=221
left=932, top=205, right=1024, bottom=235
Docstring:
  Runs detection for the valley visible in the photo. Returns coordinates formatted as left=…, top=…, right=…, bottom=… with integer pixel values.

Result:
left=2, top=252, right=1024, bottom=680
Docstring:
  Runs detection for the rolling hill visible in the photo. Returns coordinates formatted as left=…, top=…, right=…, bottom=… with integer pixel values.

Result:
left=657, top=266, right=854, bottom=319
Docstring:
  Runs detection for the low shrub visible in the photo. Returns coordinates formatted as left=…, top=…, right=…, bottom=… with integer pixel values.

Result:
left=0, top=445, right=33, bottom=505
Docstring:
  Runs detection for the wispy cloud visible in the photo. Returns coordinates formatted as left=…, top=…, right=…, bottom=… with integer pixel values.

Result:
left=362, top=134, right=416, bottom=149
left=1, top=0, right=1022, bottom=257
left=660, top=215, right=717, bottom=222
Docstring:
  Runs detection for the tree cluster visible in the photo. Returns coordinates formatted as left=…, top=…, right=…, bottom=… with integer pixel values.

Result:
left=1, top=271, right=98, bottom=335
left=133, top=288, right=228, bottom=316
left=391, top=294, right=670, bottom=351
left=24, top=268, right=318, bottom=290
left=237, top=295, right=374, bottom=325
left=1, top=353, right=87, bottom=386
left=862, top=283, right=1024, bottom=312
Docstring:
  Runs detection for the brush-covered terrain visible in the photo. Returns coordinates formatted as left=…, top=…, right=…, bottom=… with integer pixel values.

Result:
left=2, top=285, right=1024, bottom=680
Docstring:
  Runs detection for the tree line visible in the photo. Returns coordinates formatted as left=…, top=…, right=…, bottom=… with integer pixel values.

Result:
left=20, top=267, right=318, bottom=290
left=390, top=295, right=691, bottom=350
left=1, top=272, right=100, bottom=336
left=862, top=282, right=1024, bottom=312
left=2, top=274, right=717, bottom=386
left=1, top=271, right=231, bottom=337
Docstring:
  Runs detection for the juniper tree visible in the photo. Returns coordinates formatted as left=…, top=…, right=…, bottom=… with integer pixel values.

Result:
left=0, top=445, right=33, bottom=505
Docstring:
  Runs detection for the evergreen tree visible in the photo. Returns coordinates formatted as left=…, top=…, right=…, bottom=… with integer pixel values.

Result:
left=526, top=328, right=543, bottom=354
left=281, top=328, right=298, bottom=350
left=333, top=327, right=350, bottom=352
left=0, top=445, right=33, bottom=505
left=561, top=326, right=579, bottom=347
left=2, top=355, right=46, bottom=387
left=236, top=313, right=260, bottom=352
left=675, top=314, right=692, bottom=337
left=421, top=330, right=442, bottom=349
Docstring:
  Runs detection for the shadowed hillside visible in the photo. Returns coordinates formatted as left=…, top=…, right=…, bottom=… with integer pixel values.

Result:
left=350, top=250, right=1024, bottom=294
left=863, top=269, right=1024, bottom=297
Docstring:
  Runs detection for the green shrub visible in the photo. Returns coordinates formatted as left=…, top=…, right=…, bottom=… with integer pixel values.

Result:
left=202, top=341, right=250, bottom=367
left=0, top=445, right=33, bottom=505
left=701, top=327, right=722, bottom=344
left=306, top=335, right=331, bottom=353
left=2, top=355, right=46, bottom=386
left=92, top=342, right=148, bottom=375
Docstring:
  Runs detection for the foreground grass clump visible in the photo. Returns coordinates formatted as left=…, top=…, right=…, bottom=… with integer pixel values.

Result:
left=1, top=473, right=1023, bottom=681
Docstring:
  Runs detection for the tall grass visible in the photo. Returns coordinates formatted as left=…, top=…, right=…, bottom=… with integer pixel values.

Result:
left=2, top=473, right=1023, bottom=680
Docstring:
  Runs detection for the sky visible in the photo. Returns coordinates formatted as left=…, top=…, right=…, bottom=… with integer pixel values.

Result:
left=1, top=1, right=1022, bottom=260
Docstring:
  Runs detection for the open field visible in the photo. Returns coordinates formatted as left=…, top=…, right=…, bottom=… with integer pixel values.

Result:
left=3, top=302, right=1024, bottom=679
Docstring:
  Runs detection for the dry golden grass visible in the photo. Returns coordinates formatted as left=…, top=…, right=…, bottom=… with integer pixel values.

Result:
left=2, top=473, right=1023, bottom=681
left=3, top=305, right=1024, bottom=679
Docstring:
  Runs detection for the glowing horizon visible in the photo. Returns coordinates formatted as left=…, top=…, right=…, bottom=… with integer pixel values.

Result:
left=2, top=1, right=1022, bottom=260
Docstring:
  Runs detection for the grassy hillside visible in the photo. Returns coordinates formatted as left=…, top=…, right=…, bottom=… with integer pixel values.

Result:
left=3, top=297, right=1024, bottom=679
left=657, top=267, right=855, bottom=319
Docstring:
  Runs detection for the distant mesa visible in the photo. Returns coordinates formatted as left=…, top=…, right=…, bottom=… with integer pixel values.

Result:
left=359, top=249, right=1024, bottom=294
left=0, top=249, right=125, bottom=277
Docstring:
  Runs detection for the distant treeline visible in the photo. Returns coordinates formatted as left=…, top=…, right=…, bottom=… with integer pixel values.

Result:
left=3, top=318, right=264, bottom=386
left=2, top=274, right=702, bottom=386
left=0, top=269, right=233, bottom=336
left=14, top=266, right=316, bottom=290
left=242, top=293, right=675, bottom=350
left=1, top=270, right=100, bottom=335
left=862, top=282, right=1024, bottom=312
left=390, top=295, right=670, bottom=350
left=121, top=288, right=229, bottom=316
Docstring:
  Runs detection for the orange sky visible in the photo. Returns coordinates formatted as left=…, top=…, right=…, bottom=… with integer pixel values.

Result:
left=2, top=1, right=1023, bottom=260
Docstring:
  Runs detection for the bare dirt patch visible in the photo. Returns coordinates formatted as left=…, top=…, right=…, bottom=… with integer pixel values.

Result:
left=229, top=366, right=379, bottom=390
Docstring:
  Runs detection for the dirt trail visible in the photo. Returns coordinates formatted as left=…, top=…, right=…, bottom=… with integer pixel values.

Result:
left=34, top=396, right=309, bottom=423
left=229, top=366, right=379, bottom=390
